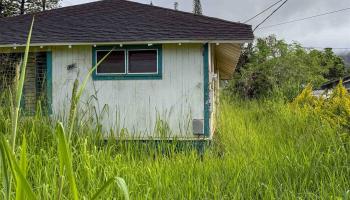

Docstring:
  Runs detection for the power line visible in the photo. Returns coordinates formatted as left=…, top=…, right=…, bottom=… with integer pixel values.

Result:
left=253, top=0, right=289, bottom=31
left=257, top=7, right=350, bottom=30
left=244, top=0, right=284, bottom=23
left=303, top=46, right=350, bottom=50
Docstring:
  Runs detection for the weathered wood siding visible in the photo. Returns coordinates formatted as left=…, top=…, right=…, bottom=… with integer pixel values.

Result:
left=51, top=44, right=205, bottom=138
left=0, top=52, right=47, bottom=113
left=209, top=44, right=218, bottom=136
left=23, top=54, right=37, bottom=113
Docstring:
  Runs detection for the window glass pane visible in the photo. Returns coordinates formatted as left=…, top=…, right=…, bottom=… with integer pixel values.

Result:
left=96, top=51, right=125, bottom=74
left=128, top=50, right=157, bottom=73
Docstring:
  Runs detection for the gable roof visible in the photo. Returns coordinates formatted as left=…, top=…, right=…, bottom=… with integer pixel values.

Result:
left=0, top=0, right=253, bottom=46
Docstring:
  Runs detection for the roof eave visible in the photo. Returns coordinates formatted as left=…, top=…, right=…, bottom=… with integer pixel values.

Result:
left=0, top=39, right=254, bottom=48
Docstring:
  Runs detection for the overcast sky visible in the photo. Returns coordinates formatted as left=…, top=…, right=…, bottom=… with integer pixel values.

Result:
left=62, top=0, right=350, bottom=52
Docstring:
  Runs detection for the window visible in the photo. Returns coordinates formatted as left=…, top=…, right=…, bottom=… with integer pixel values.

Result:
left=96, top=50, right=126, bottom=74
left=93, top=45, right=162, bottom=80
left=128, top=50, right=157, bottom=74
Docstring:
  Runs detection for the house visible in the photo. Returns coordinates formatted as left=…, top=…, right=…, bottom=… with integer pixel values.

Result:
left=313, top=76, right=350, bottom=97
left=320, top=75, right=350, bottom=91
left=0, top=0, right=254, bottom=139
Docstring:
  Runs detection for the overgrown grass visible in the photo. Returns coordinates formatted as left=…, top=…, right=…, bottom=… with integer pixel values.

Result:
left=1, top=18, right=128, bottom=200
left=216, top=97, right=349, bottom=199
left=0, top=94, right=349, bottom=199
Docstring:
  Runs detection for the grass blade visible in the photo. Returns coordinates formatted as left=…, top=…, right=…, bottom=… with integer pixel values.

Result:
left=90, top=177, right=115, bottom=200
left=56, top=122, right=79, bottom=200
left=90, top=177, right=129, bottom=200
left=116, top=177, right=130, bottom=200
left=76, top=49, right=114, bottom=101
left=11, top=17, right=35, bottom=151
left=0, top=137, right=11, bottom=200
left=15, top=135, right=27, bottom=200
left=0, top=136, right=36, bottom=200
left=344, top=190, right=350, bottom=200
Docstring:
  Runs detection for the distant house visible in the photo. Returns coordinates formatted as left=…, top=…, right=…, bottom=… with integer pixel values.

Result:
left=320, top=76, right=350, bottom=91
left=313, top=76, right=350, bottom=97
left=0, top=0, right=254, bottom=139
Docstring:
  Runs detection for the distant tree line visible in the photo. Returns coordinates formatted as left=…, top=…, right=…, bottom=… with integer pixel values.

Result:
left=339, top=52, right=350, bottom=69
left=0, top=0, right=61, bottom=18
left=227, top=35, right=349, bottom=100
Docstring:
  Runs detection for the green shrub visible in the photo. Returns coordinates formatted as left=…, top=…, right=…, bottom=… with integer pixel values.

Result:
left=227, top=35, right=347, bottom=100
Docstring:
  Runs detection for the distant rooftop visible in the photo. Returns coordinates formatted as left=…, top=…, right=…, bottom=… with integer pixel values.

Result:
left=321, top=75, right=350, bottom=90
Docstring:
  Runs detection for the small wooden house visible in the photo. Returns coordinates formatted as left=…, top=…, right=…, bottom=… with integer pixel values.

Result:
left=0, top=0, right=254, bottom=139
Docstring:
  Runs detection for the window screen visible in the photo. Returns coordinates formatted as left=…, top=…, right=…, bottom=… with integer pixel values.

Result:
left=96, top=51, right=125, bottom=74
left=128, top=50, right=157, bottom=73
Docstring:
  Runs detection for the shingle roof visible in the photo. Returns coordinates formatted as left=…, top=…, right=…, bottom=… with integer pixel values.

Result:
left=0, top=0, right=254, bottom=46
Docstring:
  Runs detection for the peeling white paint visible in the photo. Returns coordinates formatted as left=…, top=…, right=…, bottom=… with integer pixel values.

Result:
left=51, top=44, right=205, bottom=138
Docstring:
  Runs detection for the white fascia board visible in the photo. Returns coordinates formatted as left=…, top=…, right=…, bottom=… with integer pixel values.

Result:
left=0, top=39, right=253, bottom=48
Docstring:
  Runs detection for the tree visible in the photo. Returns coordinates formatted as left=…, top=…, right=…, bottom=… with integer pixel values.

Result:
left=339, top=52, right=350, bottom=74
left=193, top=0, right=202, bottom=15
left=226, top=35, right=346, bottom=100
left=321, top=48, right=346, bottom=80
left=0, top=0, right=4, bottom=17
left=0, top=0, right=61, bottom=18
left=26, top=0, right=61, bottom=13
left=42, top=0, right=47, bottom=10
left=0, top=0, right=18, bottom=17
left=19, top=0, right=25, bottom=15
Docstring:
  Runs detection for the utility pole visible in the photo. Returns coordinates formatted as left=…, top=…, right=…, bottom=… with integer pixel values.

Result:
left=174, top=2, right=178, bottom=10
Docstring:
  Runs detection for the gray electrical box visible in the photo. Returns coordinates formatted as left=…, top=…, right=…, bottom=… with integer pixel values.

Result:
left=193, top=119, right=204, bottom=135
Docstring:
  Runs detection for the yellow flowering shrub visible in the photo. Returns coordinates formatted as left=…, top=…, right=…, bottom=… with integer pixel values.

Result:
left=292, top=81, right=350, bottom=129
left=292, top=84, right=323, bottom=109
left=323, top=81, right=350, bottom=128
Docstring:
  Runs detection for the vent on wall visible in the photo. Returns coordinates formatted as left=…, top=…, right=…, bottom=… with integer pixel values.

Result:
left=193, top=119, right=204, bottom=135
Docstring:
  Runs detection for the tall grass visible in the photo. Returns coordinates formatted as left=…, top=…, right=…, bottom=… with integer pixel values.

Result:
left=0, top=18, right=128, bottom=200
left=0, top=92, right=349, bottom=198
left=10, top=18, right=34, bottom=151
left=216, top=97, right=349, bottom=199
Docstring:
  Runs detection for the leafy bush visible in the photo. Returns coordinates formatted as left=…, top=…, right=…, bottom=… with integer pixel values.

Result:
left=227, top=71, right=273, bottom=99
left=226, top=35, right=347, bottom=100
left=324, top=81, right=350, bottom=128
left=291, top=84, right=323, bottom=109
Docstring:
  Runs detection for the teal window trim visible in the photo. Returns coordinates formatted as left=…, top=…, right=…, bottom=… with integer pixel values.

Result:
left=46, top=51, right=53, bottom=114
left=203, top=43, right=210, bottom=137
left=92, top=45, right=163, bottom=80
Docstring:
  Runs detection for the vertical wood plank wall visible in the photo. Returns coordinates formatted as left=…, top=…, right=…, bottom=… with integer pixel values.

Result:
left=0, top=50, right=48, bottom=113
left=23, top=54, right=37, bottom=112
left=51, top=44, right=205, bottom=138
